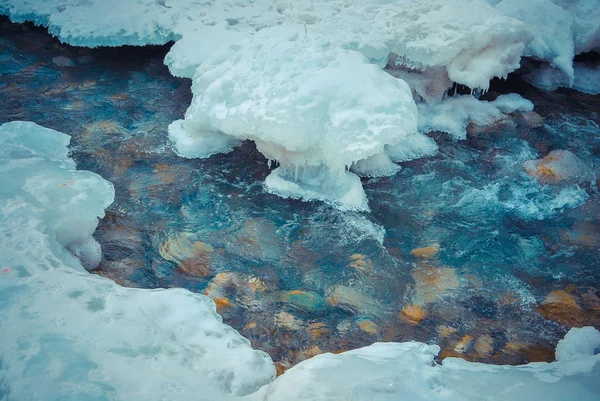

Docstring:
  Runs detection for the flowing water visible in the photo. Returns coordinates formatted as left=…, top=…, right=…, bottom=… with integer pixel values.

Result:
left=1, top=16, right=599, bottom=373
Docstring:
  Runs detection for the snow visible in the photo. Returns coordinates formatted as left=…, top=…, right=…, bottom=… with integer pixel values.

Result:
left=1, top=120, right=600, bottom=401
left=492, top=0, right=600, bottom=91
left=0, top=121, right=275, bottom=401
left=256, top=336, right=600, bottom=401
left=169, top=24, right=418, bottom=210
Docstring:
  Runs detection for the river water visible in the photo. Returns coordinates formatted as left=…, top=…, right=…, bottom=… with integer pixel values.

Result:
left=1, top=16, right=599, bottom=373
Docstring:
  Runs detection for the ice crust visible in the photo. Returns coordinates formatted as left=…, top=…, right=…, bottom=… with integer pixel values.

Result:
left=2, top=0, right=598, bottom=207
left=1, top=120, right=600, bottom=401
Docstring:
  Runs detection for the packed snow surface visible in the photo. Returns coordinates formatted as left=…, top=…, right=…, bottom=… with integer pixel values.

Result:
left=1, top=121, right=600, bottom=400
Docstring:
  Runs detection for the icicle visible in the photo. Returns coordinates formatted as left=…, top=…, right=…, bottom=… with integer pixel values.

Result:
left=267, top=159, right=272, bottom=169
left=294, top=165, right=299, bottom=181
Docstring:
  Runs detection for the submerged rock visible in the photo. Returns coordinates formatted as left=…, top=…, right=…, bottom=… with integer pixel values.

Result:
left=348, top=254, right=375, bottom=274
left=454, top=335, right=474, bottom=353
left=524, top=150, right=586, bottom=184
left=410, top=244, right=440, bottom=259
left=357, top=318, right=379, bottom=335
left=275, top=311, right=304, bottom=331
left=399, top=304, right=426, bottom=325
left=517, top=111, right=544, bottom=128
left=52, top=55, right=75, bottom=67
left=474, top=334, right=494, bottom=357
left=467, top=117, right=517, bottom=137
left=326, top=285, right=384, bottom=316
left=437, top=325, right=458, bottom=338
left=537, top=289, right=585, bottom=326
left=159, top=233, right=214, bottom=277
left=279, top=290, right=327, bottom=312
left=411, top=265, right=460, bottom=305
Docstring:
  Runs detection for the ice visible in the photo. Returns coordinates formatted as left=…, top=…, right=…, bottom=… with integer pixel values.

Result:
left=163, top=23, right=250, bottom=78
left=496, top=0, right=575, bottom=85
left=385, top=132, right=439, bottom=163
left=255, top=328, right=600, bottom=401
left=0, top=121, right=275, bottom=400
left=170, top=24, right=418, bottom=209
left=493, top=0, right=600, bottom=91
left=555, top=327, right=600, bottom=362
left=350, top=152, right=402, bottom=178
left=492, top=93, right=535, bottom=114
left=573, top=62, right=600, bottom=95
left=418, top=96, right=506, bottom=140
left=0, top=0, right=560, bottom=207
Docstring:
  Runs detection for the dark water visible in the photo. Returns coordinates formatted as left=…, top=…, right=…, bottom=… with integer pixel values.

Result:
left=1, top=16, right=599, bottom=372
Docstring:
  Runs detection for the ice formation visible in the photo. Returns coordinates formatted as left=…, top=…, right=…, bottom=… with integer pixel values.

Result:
left=1, top=119, right=599, bottom=399
left=169, top=24, right=419, bottom=210
left=493, top=0, right=600, bottom=89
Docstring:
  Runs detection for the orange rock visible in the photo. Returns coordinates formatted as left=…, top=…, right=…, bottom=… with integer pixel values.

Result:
left=411, top=265, right=459, bottom=304
left=243, top=321, right=257, bottom=330
left=523, top=150, right=585, bottom=184
left=212, top=297, right=232, bottom=312
left=358, top=319, right=379, bottom=335
left=308, top=322, right=330, bottom=339
left=439, top=349, right=466, bottom=360
left=537, top=290, right=585, bottom=326
left=410, top=244, right=440, bottom=259
left=503, top=341, right=528, bottom=355
left=437, top=325, right=457, bottom=338
left=520, top=345, right=555, bottom=362
left=275, top=362, right=290, bottom=376
left=275, top=311, right=304, bottom=331
left=247, top=276, right=267, bottom=292
left=400, top=305, right=426, bottom=325
left=349, top=254, right=374, bottom=273
left=454, top=335, right=473, bottom=353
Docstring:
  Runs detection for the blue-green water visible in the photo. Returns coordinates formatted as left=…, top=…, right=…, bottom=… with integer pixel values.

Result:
left=1, top=16, right=598, bottom=370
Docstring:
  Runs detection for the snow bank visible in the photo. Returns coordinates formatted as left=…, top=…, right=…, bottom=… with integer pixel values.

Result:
left=1, top=120, right=600, bottom=400
left=0, top=121, right=275, bottom=400
left=256, top=333, right=600, bottom=401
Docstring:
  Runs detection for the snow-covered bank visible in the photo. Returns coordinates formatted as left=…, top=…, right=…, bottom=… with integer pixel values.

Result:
left=0, top=122, right=275, bottom=400
left=1, top=121, right=599, bottom=400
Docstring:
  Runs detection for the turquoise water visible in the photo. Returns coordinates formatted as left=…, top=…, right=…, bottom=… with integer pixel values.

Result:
left=1, top=17, right=599, bottom=370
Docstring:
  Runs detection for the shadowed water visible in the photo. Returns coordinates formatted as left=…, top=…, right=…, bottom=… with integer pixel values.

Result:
left=1, top=16, right=599, bottom=372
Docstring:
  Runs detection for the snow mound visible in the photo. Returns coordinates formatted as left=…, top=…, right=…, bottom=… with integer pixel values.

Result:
left=170, top=25, right=418, bottom=210
left=0, top=121, right=275, bottom=400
